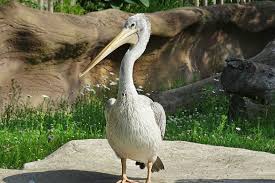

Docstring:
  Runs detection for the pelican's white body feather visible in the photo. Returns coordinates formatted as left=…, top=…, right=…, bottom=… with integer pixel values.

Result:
left=80, top=13, right=165, bottom=181
left=105, top=94, right=162, bottom=163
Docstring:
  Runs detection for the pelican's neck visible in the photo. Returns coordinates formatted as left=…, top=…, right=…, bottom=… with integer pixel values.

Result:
left=118, top=48, right=138, bottom=97
left=117, top=23, right=150, bottom=99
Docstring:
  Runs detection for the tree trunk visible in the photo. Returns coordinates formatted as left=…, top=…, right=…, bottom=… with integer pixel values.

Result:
left=38, top=0, right=43, bottom=10
left=228, top=95, right=271, bottom=121
left=204, top=0, right=208, bottom=6
left=70, top=0, right=76, bottom=6
left=195, top=0, right=200, bottom=6
left=48, top=0, right=53, bottom=13
left=213, top=0, right=216, bottom=5
left=221, top=40, right=275, bottom=120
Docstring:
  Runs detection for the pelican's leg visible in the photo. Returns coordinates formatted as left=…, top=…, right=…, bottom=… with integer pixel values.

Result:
left=116, top=158, right=138, bottom=183
left=145, top=161, right=153, bottom=183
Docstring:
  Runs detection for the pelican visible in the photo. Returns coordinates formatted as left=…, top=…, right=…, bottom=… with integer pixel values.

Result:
left=79, top=14, right=166, bottom=183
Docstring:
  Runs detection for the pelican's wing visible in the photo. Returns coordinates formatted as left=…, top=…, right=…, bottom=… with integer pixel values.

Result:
left=150, top=101, right=166, bottom=139
left=104, top=98, right=116, bottom=122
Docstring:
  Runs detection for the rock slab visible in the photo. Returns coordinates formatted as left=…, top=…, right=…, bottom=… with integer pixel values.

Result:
left=1, top=139, right=275, bottom=183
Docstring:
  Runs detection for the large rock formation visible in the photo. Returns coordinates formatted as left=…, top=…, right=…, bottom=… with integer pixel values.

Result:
left=1, top=139, right=275, bottom=182
left=1, top=1, right=275, bottom=105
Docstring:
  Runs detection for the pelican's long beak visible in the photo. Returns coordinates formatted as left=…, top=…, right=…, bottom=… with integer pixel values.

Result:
left=79, top=28, right=138, bottom=78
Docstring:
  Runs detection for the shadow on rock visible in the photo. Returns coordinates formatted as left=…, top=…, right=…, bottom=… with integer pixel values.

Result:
left=175, top=179, right=275, bottom=183
left=3, top=169, right=124, bottom=183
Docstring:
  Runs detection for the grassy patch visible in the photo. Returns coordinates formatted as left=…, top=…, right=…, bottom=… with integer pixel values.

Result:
left=166, top=90, right=275, bottom=153
left=0, top=86, right=274, bottom=169
left=0, top=91, right=105, bottom=169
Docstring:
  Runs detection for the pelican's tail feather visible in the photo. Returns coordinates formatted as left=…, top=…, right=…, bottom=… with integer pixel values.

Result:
left=136, top=157, right=164, bottom=172
left=152, top=156, right=164, bottom=172
left=135, top=161, right=145, bottom=169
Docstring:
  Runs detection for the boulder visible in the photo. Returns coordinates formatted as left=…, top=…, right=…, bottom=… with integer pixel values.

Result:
left=1, top=1, right=275, bottom=105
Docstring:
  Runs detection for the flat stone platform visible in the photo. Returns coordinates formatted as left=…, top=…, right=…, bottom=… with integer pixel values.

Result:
left=1, top=139, right=275, bottom=183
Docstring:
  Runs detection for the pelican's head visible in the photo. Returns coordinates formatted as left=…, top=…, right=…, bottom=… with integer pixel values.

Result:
left=79, top=14, right=151, bottom=78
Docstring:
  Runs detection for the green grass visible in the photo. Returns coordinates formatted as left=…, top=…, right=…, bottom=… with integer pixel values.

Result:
left=0, top=84, right=274, bottom=169
left=166, top=91, right=275, bottom=153
left=0, top=91, right=105, bottom=169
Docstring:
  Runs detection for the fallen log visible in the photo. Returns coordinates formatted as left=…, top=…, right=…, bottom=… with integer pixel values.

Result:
left=221, top=40, right=275, bottom=120
left=152, top=74, right=222, bottom=113
left=221, top=58, right=275, bottom=104
left=249, top=40, right=275, bottom=67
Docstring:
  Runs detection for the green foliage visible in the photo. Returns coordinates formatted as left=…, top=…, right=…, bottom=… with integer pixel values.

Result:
left=0, top=0, right=10, bottom=6
left=122, top=0, right=191, bottom=13
left=55, top=0, right=86, bottom=15
left=76, top=0, right=150, bottom=12
left=18, top=0, right=39, bottom=8
left=4, top=0, right=194, bottom=14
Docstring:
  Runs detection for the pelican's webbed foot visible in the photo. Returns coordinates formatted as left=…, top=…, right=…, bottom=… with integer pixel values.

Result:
left=116, top=176, right=138, bottom=183
left=117, top=158, right=139, bottom=183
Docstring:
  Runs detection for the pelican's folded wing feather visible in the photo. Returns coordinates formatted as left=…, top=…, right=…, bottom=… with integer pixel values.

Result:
left=150, top=102, right=166, bottom=139
left=104, top=98, right=116, bottom=122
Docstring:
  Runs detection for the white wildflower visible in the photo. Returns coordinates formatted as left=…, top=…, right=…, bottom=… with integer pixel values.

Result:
left=102, top=84, right=110, bottom=90
left=28, top=180, right=35, bottom=183
left=42, top=95, right=49, bottom=99
left=109, top=72, right=115, bottom=75
left=214, top=78, right=220, bottom=82
left=84, top=85, right=92, bottom=91
left=109, top=81, right=117, bottom=86
left=236, top=127, right=241, bottom=131
left=136, top=88, right=143, bottom=92
left=212, top=90, right=216, bottom=94
left=84, top=84, right=95, bottom=94
left=85, top=88, right=92, bottom=92
left=87, top=88, right=96, bottom=94
left=95, top=84, right=100, bottom=88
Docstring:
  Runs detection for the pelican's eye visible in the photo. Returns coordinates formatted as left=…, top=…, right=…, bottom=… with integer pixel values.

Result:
left=130, top=22, right=136, bottom=29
